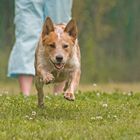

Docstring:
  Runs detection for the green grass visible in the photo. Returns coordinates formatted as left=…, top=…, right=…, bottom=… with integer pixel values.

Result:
left=0, top=91, right=140, bottom=140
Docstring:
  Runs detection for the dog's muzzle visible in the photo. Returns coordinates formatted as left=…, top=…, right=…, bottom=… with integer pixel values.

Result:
left=49, top=59, right=65, bottom=70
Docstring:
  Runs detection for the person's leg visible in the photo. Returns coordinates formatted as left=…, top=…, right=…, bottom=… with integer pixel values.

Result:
left=8, top=0, right=44, bottom=95
left=18, top=75, right=33, bottom=96
left=44, top=0, right=73, bottom=24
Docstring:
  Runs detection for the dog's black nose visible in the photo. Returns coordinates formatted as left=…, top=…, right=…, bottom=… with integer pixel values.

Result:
left=56, top=55, right=63, bottom=62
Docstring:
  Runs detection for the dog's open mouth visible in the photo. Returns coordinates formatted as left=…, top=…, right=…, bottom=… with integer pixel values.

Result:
left=49, top=59, right=64, bottom=70
left=54, top=63, right=64, bottom=70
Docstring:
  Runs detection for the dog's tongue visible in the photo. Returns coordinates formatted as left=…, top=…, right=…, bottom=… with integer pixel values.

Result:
left=55, top=63, right=64, bottom=70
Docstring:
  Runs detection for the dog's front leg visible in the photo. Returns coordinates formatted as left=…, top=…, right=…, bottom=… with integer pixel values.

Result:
left=35, top=76, right=44, bottom=107
left=35, top=68, right=54, bottom=107
left=64, top=69, right=81, bottom=101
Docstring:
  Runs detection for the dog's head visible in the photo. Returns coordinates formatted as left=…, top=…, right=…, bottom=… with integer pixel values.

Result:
left=42, top=17, right=78, bottom=70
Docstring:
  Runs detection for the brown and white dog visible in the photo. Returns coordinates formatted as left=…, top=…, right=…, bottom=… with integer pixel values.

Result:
left=35, top=17, right=81, bottom=107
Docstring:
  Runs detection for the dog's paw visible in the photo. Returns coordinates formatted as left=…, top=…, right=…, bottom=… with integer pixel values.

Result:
left=64, top=93, right=75, bottom=101
left=42, top=73, right=54, bottom=84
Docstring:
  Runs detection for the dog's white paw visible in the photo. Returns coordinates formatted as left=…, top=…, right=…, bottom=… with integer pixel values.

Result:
left=42, top=73, right=54, bottom=84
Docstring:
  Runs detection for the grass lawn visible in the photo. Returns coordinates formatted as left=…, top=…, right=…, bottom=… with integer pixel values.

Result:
left=0, top=91, right=140, bottom=140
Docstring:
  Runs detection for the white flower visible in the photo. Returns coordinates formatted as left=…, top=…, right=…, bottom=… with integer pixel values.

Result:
left=25, top=115, right=29, bottom=118
left=102, top=103, right=108, bottom=108
left=128, top=92, right=133, bottom=96
left=113, top=115, right=117, bottom=118
left=96, top=116, right=103, bottom=120
left=90, top=117, right=95, bottom=120
left=32, top=111, right=36, bottom=116
left=29, top=117, right=33, bottom=120
left=96, top=92, right=100, bottom=96
left=93, top=83, right=97, bottom=87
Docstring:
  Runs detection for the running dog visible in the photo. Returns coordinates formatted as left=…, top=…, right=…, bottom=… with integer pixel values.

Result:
left=35, top=17, right=81, bottom=107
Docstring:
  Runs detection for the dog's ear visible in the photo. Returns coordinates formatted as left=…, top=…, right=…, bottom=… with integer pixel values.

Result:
left=64, top=19, right=78, bottom=39
left=42, top=17, right=54, bottom=37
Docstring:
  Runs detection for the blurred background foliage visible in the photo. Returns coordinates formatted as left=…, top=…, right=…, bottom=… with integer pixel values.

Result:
left=0, top=0, right=140, bottom=83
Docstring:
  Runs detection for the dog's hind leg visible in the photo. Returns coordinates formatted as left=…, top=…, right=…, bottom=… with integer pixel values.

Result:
left=35, top=76, right=44, bottom=107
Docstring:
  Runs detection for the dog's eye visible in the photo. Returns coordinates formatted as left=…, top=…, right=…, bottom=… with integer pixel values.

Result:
left=49, top=44, right=55, bottom=48
left=63, top=45, right=68, bottom=48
